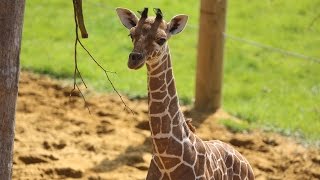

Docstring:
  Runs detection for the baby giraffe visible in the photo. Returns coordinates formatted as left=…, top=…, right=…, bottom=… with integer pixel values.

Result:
left=116, top=7, right=254, bottom=180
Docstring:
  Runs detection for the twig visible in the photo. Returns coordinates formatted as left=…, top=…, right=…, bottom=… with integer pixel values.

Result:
left=76, top=39, right=135, bottom=114
left=71, top=0, right=135, bottom=114
left=71, top=0, right=90, bottom=113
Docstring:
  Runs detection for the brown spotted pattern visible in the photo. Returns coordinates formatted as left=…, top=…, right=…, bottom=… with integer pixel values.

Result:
left=145, top=45, right=254, bottom=180
left=116, top=9, right=255, bottom=179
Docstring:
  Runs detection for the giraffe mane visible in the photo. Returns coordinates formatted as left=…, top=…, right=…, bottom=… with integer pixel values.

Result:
left=186, top=118, right=196, bottom=133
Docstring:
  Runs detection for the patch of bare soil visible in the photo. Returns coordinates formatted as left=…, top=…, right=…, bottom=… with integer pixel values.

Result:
left=13, top=72, right=319, bottom=180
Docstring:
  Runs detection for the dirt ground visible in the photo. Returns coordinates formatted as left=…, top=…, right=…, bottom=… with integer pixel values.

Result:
left=13, top=72, right=319, bottom=180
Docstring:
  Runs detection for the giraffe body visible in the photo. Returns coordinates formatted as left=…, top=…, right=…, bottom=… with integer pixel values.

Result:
left=116, top=8, right=254, bottom=180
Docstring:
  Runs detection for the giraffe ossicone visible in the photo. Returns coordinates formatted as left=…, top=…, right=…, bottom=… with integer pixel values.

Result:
left=116, top=7, right=255, bottom=180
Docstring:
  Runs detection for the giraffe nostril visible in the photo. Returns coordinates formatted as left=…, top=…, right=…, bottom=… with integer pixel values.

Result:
left=129, top=52, right=143, bottom=61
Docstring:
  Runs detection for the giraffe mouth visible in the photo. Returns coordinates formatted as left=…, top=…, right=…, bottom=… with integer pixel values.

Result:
left=128, top=59, right=146, bottom=70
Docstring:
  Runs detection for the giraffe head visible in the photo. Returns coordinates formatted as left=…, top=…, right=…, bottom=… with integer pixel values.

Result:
left=116, top=7, right=188, bottom=69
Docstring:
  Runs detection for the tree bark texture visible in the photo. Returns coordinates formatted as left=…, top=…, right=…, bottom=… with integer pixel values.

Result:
left=195, top=0, right=227, bottom=112
left=0, top=1, right=25, bottom=179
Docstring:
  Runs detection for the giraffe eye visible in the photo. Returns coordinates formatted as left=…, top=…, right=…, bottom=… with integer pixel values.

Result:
left=157, top=38, right=166, bottom=46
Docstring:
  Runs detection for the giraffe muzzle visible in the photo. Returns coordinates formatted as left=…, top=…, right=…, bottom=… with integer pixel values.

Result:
left=128, top=52, right=145, bottom=69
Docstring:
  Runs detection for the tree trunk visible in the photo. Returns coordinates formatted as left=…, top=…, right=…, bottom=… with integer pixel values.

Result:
left=0, top=1, right=25, bottom=179
left=195, top=0, right=227, bottom=112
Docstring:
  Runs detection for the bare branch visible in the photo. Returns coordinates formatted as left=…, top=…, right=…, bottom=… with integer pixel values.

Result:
left=71, top=0, right=134, bottom=114
left=73, top=0, right=88, bottom=38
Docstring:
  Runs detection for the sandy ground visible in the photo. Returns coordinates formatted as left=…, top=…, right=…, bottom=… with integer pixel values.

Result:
left=13, top=72, right=320, bottom=180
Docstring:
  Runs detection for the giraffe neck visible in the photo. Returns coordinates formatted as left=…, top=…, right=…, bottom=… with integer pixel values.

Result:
left=146, top=45, right=192, bottom=159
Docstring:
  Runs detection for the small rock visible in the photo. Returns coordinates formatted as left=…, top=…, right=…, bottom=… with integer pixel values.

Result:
left=96, top=111, right=112, bottom=117
left=88, top=175, right=102, bottom=180
left=311, top=155, right=320, bottom=164
left=43, top=141, right=51, bottom=150
left=257, top=145, right=269, bottom=153
left=52, top=140, right=67, bottom=150
left=55, top=167, right=83, bottom=178
left=96, top=125, right=114, bottom=135
left=229, top=137, right=254, bottom=147
left=42, top=154, right=59, bottom=161
left=19, top=155, right=48, bottom=165
left=262, top=138, right=279, bottom=146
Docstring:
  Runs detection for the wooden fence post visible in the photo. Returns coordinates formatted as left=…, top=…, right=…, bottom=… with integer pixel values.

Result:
left=195, top=0, right=227, bottom=112
left=0, top=1, right=25, bottom=179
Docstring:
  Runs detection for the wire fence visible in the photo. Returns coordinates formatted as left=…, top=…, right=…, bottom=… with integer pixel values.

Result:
left=90, top=2, right=320, bottom=64
left=186, top=24, right=320, bottom=64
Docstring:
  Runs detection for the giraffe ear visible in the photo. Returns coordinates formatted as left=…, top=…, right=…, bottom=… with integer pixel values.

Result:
left=167, top=15, right=188, bottom=35
left=116, top=8, right=139, bottom=29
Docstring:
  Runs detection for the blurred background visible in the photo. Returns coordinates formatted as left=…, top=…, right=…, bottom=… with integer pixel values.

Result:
left=21, top=0, right=320, bottom=142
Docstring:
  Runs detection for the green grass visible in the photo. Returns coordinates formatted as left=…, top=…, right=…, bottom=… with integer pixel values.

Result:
left=220, top=119, right=251, bottom=133
left=21, top=1, right=320, bottom=141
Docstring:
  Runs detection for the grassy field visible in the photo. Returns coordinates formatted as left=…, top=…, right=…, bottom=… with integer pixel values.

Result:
left=21, top=1, right=320, bottom=141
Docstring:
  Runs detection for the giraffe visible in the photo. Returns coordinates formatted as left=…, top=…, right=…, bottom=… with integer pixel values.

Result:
left=116, top=7, right=255, bottom=180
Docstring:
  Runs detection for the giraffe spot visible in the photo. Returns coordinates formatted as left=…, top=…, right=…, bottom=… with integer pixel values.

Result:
left=166, top=69, right=173, bottom=83
left=213, top=142, right=228, bottom=160
left=151, top=91, right=167, bottom=100
left=172, top=126, right=183, bottom=141
left=170, top=163, right=195, bottom=180
left=154, top=138, right=169, bottom=154
left=166, top=138, right=182, bottom=156
left=197, top=176, right=206, bottom=180
left=225, top=153, right=234, bottom=168
left=167, top=56, right=172, bottom=68
left=162, top=173, right=170, bottom=180
left=151, top=61, right=159, bottom=68
left=152, top=51, right=157, bottom=58
left=195, top=137, right=206, bottom=154
left=161, top=54, right=168, bottom=62
left=227, top=167, right=234, bottom=179
left=206, top=158, right=213, bottom=177
left=160, top=84, right=166, bottom=91
left=183, top=141, right=196, bottom=165
left=149, top=77, right=165, bottom=91
left=194, top=154, right=205, bottom=176
left=163, top=96, right=170, bottom=108
left=172, top=112, right=181, bottom=125
left=232, top=159, right=241, bottom=175
left=240, top=162, right=248, bottom=179
left=182, top=122, right=191, bottom=137
left=167, top=75, right=176, bottom=98
left=150, top=101, right=166, bottom=114
left=233, top=175, right=241, bottom=180
left=150, top=117, right=161, bottom=135
left=247, top=166, right=255, bottom=180
left=147, top=64, right=152, bottom=71
left=151, top=64, right=165, bottom=75
left=154, top=156, right=164, bottom=169
left=189, top=134, right=196, bottom=144
left=160, top=156, right=181, bottom=169
left=168, top=96, right=179, bottom=117
left=156, top=50, right=162, bottom=57
left=161, top=115, right=171, bottom=134
left=146, top=160, right=162, bottom=179
left=214, top=168, right=225, bottom=180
